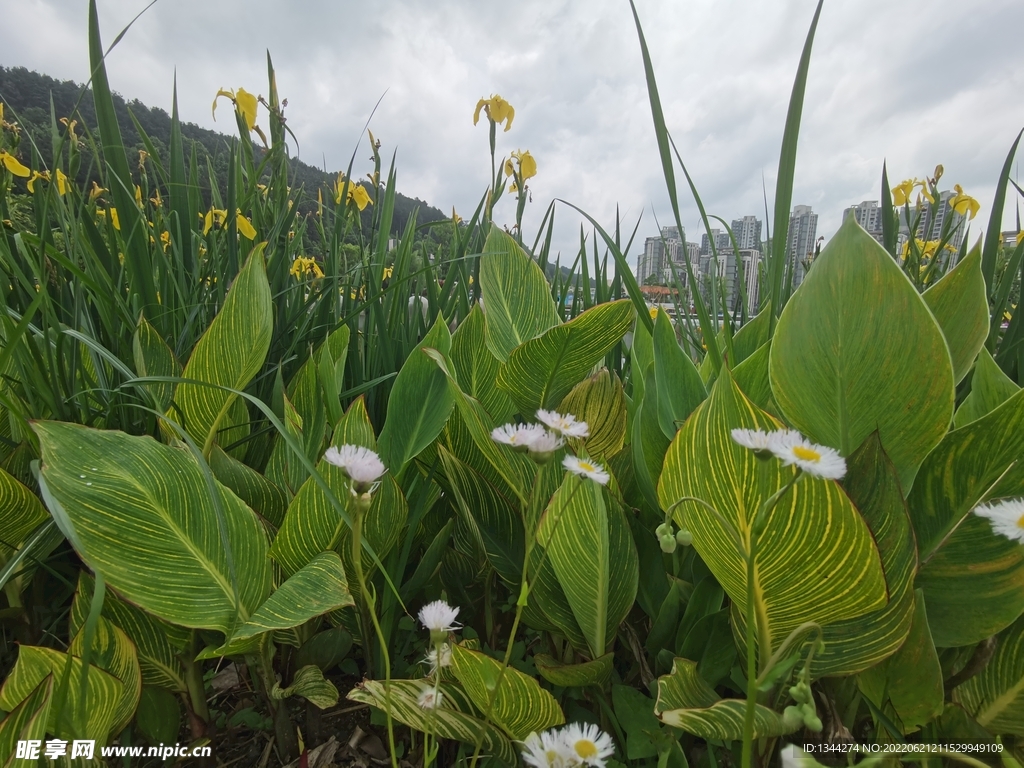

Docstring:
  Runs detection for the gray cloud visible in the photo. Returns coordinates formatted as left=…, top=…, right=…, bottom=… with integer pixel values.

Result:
left=3, top=0, right=1023, bottom=268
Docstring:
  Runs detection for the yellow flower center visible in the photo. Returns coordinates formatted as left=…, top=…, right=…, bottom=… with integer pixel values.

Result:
left=1016, top=514, right=1024, bottom=530
left=792, top=446, right=821, bottom=463
left=578, top=461, right=596, bottom=473
left=574, top=740, right=599, bottom=759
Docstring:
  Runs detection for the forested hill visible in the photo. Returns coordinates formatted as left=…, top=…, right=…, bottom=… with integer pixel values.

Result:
left=0, top=66, right=448, bottom=234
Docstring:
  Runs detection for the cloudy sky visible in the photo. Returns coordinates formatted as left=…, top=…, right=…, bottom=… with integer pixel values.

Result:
left=3, top=0, right=1023, bottom=268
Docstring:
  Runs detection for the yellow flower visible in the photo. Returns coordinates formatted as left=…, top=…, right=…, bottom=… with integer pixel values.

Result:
left=160, top=231, right=171, bottom=250
left=892, top=179, right=915, bottom=206
left=89, top=181, right=106, bottom=202
left=290, top=256, right=324, bottom=279
left=334, top=174, right=373, bottom=211
left=1017, top=231, right=1023, bottom=246
left=0, top=150, right=30, bottom=177
left=98, top=208, right=120, bottom=231
left=150, top=188, right=163, bottom=208
left=504, top=149, right=537, bottom=193
left=451, top=207, right=462, bottom=225
left=60, top=117, right=78, bottom=144
left=212, top=87, right=259, bottom=132
left=949, top=184, right=980, bottom=220
left=235, top=210, right=256, bottom=240
left=203, top=208, right=228, bottom=235
left=473, top=94, right=515, bottom=132
left=26, top=170, right=49, bottom=192
left=382, top=266, right=394, bottom=281
left=135, top=185, right=144, bottom=206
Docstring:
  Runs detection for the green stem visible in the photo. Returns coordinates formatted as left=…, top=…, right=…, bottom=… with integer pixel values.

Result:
left=741, top=533, right=759, bottom=768
left=182, top=633, right=211, bottom=725
left=352, top=504, right=398, bottom=768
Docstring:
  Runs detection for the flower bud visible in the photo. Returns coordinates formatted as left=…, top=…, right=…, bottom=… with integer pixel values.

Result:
left=783, top=706, right=804, bottom=729
left=659, top=534, right=677, bottom=554
left=655, top=522, right=672, bottom=538
left=675, top=529, right=693, bottom=547
left=804, top=714, right=823, bottom=732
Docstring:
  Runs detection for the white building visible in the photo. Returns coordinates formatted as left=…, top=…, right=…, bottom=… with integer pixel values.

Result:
left=787, top=205, right=818, bottom=288
left=843, top=201, right=884, bottom=244
left=730, top=215, right=763, bottom=251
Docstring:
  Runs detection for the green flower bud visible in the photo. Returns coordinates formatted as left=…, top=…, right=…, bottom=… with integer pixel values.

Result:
left=805, top=714, right=823, bottom=732
left=655, top=522, right=672, bottom=538
left=659, top=534, right=677, bottom=554
left=799, top=702, right=816, bottom=719
left=783, top=706, right=804, bottom=729
left=675, top=528, right=693, bottom=547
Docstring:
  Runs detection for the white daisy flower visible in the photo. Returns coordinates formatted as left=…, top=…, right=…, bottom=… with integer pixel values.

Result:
left=561, top=722, right=615, bottom=767
left=417, top=685, right=443, bottom=709
left=562, top=456, right=610, bottom=486
left=520, top=730, right=572, bottom=768
left=973, top=498, right=1024, bottom=544
left=491, top=422, right=548, bottom=448
left=417, top=600, right=460, bottom=633
left=766, top=430, right=846, bottom=480
left=323, top=444, right=386, bottom=486
left=424, top=643, right=452, bottom=675
left=731, top=428, right=773, bottom=452
left=526, top=430, right=565, bottom=455
left=537, top=409, right=590, bottom=439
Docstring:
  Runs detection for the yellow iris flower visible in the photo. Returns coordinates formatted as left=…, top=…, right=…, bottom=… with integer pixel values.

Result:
left=892, top=177, right=935, bottom=206
left=89, top=182, right=106, bottom=202
left=949, top=184, right=980, bottom=220
left=334, top=174, right=373, bottom=211
left=98, top=208, right=121, bottom=231
left=473, top=94, right=515, bottom=132
left=203, top=207, right=257, bottom=239
left=504, top=149, right=537, bottom=193
left=290, top=256, right=324, bottom=280
left=0, top=151, right=30, bottom=177
left=213, top=87, right=259, bottom=131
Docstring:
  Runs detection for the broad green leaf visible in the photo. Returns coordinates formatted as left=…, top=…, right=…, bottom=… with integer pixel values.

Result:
left=535, top=653, right=614, bottom=688
left=652, top=308, right=706, bottom=440
left=954, top=347, right=1020, bottom=428
left=377, top=314, right=455, bottom=474
left=271, top=665, right=338, bottom=709
left=813, top=434, right=916, bottom=677
left=954, top=613, right=1024, bottom=736
left=731, top=341, right=781, bottom=420
left=923, top=245, right=989, bottom=384
left=497, top=300, right=635, bottom=414
left=0, top=675, right=51, bottom=768
left=451, top=304, right=514, bottom=423
left=935, top=702, right=998, bottom=745
left=479, top=225, right=560, bottom=362
left=0, top=646, right=122, bottom=742
left=559, top=369, right=627, bottom=459
left=176, top=245, right=273, bottom=455
left=70, top=572, right=188, bottom=692
left=770, top=216, right=955, bottom=491
left=612, top=685, right=661, bottom=760
left=730, top=302, right=771, bottom=366
left=631, top=362, right=670, bottom=513
left=230, top=552, right=353, bottom=644
left=34, top=422, right=272, bottom=634
left=450, top=643, right=564, bottom=740
left=348, top=679, right=516, bottom=765
left=525, top=540, right=590, bottom=653
left=858, top=590, right=943, bottom=733
left=210, top=445, right=288, bottom=527
left=654, top=658, right=796, bottom=739
left=69, top=616, right=142, bottom=736
left=132, top=314, right=180, bottom=416
left=658, top=370, right=888, bottom=657
left=135, top=686, right=180, bottom=747
left=538, top=474, right=638, bottom=658
left=909, top=388, right=1024, bottom=647
left=295, top=626, right=353, bottom=672
left=0, top=466, right=48, bottom=558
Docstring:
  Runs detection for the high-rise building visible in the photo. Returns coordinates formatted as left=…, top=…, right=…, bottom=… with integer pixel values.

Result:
left=697, top=248, right=762, bottom=316
left=843, top=201, right=884, bottom=244
left=639, top=226, right=689, bottom=285
left=730, top=216, right=763, bottom=251
left=700, top=228, right=732, bottom=256
left=787, top=205, right=818, bottom=287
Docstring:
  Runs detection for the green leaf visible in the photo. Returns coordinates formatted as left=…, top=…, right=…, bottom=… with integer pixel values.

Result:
left=210, top=445, right=288, bottom=527
left=451, top=304, right=514, bottom=423
left=176, top=245, right=273, bottom=455
left=347, top=678, right=516, bottom=765
left=0, top=466, right=48, bottom=559
left=0, top=646, right=122, bottom=742
left=295, top=626, right=353, bottom=673
left=654, top=658, right=797, bottom=739
left=730, top=303, right=772, bottom=366
left=132, top=313, right=181, bottom=417
left=229, top=552, right=353, bottom=643
left=652, top=309, right=706, bottom=440
left=497, top=300, right=635, bottom=414
left=479, top=225, right=560, bottom=362
left=450, top=643, right=564, bottom=740
left=731, top=341, right=781, bottom=419
left=68, top=615, right=141, bottom=736
left=658, top=370, right=888, bottom=657
left=769, top=216, right=955, bottom=491
left=377, top=313, right=455, bottom=474
left=538, top=474, right=638, bottom=658
left=0, top=675, right=51, bottom=768
left=923, top=245, right=989, bottom=384
left=953, top=613, right=1024, bottom=736
left=70, top=572, right=188, bottom=693
left=534, top=653, right=614, bottom=688
left=135, top=686, right=181, bottom=747
left=612, top=685, right=661, bottom=760
left=559, top=369, right=627, bottom=459
left=858, top=590, right=944, bottom=733
left=908, top=388, right=1024, bottom=647
left=35, top=421, right=271, bottom=634
left=271, top=665, right=338, bottom=710
left=954, top=347, right=1020, bottom=428
left=813, top=433, right=917, bottom=677
left=631, top=362, right=670, bottom=514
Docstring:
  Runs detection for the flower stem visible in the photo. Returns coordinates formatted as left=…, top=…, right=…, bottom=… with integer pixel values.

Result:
left=741, top=532, right=759, bottom=768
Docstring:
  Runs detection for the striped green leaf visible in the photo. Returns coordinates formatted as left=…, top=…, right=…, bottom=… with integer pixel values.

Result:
left=559, top=369, right=627, bottom=459
left=813, top=434, right=916, bottom=677
left=0, top=675, right=51, bottom=768
left=451, top=304, right=514, bottom=423
left=658, top=370, right=888, bottom=657
left=654, top=658, right=796, bottom=739
left=909, top=388, right=1024, bottom=647
left=923, top=245, right=989, bottom=384
left=538, top=474, right=638, bottom=658
left=70, top=572, right=188, bottom=693
left=377, top=313, right=455, bottom=474
left=176, top=245, right=272, bottom=455
left=631, top=362, right=671, bottom=513
left=479, top=226, right=560, bottom=362
left=69, top=616, right=141, bottom=736
left=348, top=679, right=517, bottom=765
left=209, top=445, right=288, bottom=527
left=524, top=539, right=590, bottom=652
left=497, top=300, right=634, bottom=414
left=954, top=347, right=1019, bottom=428
left=858, top=590, right=943, bottom=734
left=0, top=646, right=122, bottom=742
left=132, top=314, right=181, bottom=417
left=0, top=466, right=48, bottom=559
left=272, top=665, right=338, bottom=710
left=954, top=613, right=1024, bottom=736
left=534, top=653, right=614, bottom=688
left=450, top=643, right=564, bottom=740
left=652, top=308, right=706, bottom=440
left=732, top=342, right=782, bottom=420
left=770, top=216, right=955, bottom=491
left=230, top=552, right=353, bottom=643
left=34, top=421, right=272, bottom=635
